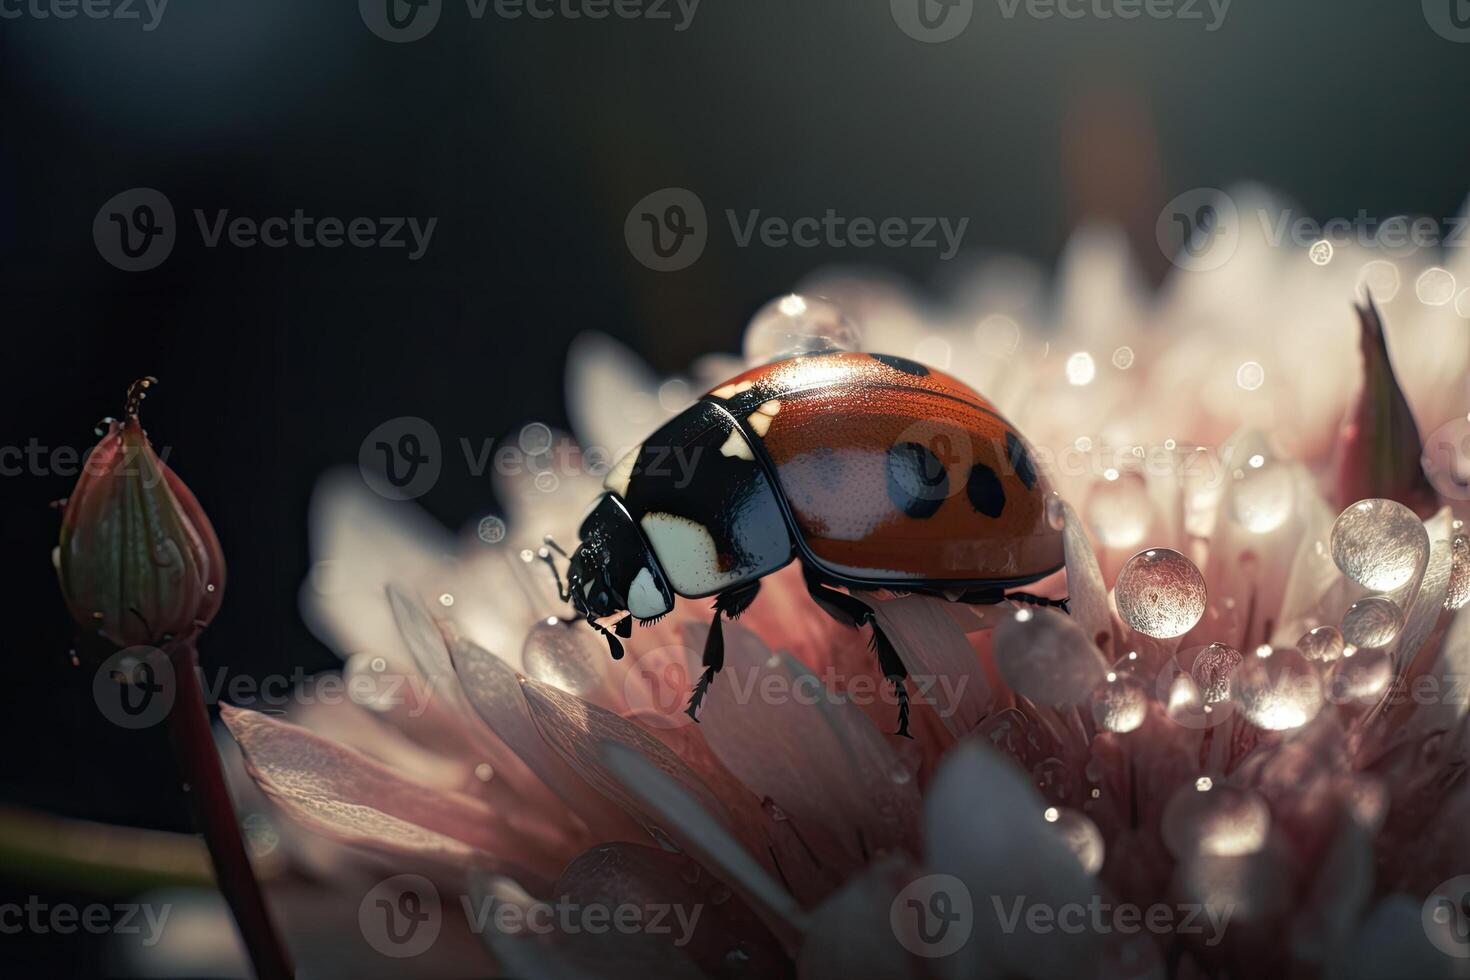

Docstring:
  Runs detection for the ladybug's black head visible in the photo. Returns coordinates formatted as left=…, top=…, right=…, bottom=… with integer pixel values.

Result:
left=565, top=493, right=674, bottom=625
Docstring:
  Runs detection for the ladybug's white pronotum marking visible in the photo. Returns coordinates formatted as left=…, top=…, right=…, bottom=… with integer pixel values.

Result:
left=626, top=567, right=671, bottom=619
left=639, top=513, right=752, bottom=596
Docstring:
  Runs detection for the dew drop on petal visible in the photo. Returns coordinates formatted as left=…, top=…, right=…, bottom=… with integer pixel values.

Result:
left=1085, top=472, right=1152, bottom=549
left=1444, top=533, right=1470, bottom=611
left=1091, top=673, right=1148, bottom=733
left=1115, top=549, right=1207, bottom=638
left=1045, top=807, right=1106, bottom=875
left=1231, top=646, right=1324, bottom=731
left=1190, top=642, right=1242, bottom=703
left=1330, top=499, right=1429, bottom=592
left=1308, top=239, right=1334, bottom=266
left=521, top=619, right=602, bottom=695
left=474, top=763, right=494, bottom=782
left=1327, top=646, right=1393, bottom=704
left=1161, top=781, right=1270, bottom=859
left=1228, top=461, right=1294, bottom=534
left=993, top=607, right=1109, bottom=705
left=1340, top=596, right=1404, bottom=649
left=743, top=294, right=861, bottom=366
left=1112, top=346, right=1135, bottom=369
left=1045, top=493, right=1067, bottom=531
left=1298, top=625, right=1345, bottom=664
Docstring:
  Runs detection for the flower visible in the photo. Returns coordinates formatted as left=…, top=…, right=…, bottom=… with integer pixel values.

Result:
left=56, top=377, right=225, bottom=649
left=205, top=190, right=1470, bottom=978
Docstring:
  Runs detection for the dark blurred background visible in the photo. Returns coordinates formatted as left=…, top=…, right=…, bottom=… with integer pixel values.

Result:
left=3, top=0, right=1470, bottom=973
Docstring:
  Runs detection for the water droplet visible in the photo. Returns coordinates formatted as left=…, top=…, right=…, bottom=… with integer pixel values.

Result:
left=743, top=294, right=860, bottom=365
left=1066, top=351, right=1096, bottom=386
left=1085, top=471, right=1152, bottom=549
left=1115, top=548, right=1207, bottom=638
left=1190, top=643, right=1242, bottom=703
left=1416, top=267, right=1457, bottom=306
left=889, top=765, right=913, bottom=785
left=1091, top=673, right=1148, bottom=732
left=1236, top=361, right=1265, bottom=391
left=1112, top=346, right=1135, bottom=369
left=993, top=607, right=1109, bottom=705
left=1299, top=625, right=1345, bottom=663
left=438, top=593, right=455, bottom=607
left=1308, top=239, right=1334, bottom=265
left=1231, top=646, right=1323, bottom=730
left=1340, top=595, right=1404, bottom=648
left=1228, top=461, right=1294, bottom=534
left=474, top=763, right=494, bottom=782
left=370, top=656, right=387, bottom=673
left=1330, top=499, right=1429, bottom=592
left=1045, top=807, right=1106, bottom=875
left=521, top=620, right=602, bottom=695
left=1045, top=493, right=1067, bottom=531
left=1446, top=535, right=1470, bottom=611
left=1162, top=781, right=1269, bottom=858
left=1327, top=646, right=1393, bottom=703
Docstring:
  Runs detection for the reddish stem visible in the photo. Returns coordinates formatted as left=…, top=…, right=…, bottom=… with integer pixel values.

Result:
left=165, top=640, right=293, bottom=979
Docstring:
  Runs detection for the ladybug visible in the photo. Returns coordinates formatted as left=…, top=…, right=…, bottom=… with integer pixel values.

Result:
left=542, top=350, right=1066, bottom=737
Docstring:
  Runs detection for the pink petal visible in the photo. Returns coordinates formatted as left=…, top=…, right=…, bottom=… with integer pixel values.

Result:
left=869, top=594, right=993, bottom=738
left=693, top=622, right=921, bottom=868
left=1059, top=499, right=1115, bottom=652
left=796, top=858, right=922, bottom=980
left=223, top=706, right=559, bottom=880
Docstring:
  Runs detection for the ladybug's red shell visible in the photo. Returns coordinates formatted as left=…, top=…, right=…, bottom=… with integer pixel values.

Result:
left=703, top=351, right=1062, bottom=587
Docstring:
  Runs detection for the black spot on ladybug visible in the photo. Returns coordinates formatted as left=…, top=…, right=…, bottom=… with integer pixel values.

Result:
left=885, top=441, right=948, bottom=519
left=870, top=353, right=930, bottom=377
left=1006, top=432, right=1037, bottom=490
left=965, top=462, right=1006, bottom=518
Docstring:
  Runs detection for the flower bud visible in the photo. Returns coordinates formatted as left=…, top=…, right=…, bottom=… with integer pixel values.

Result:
left=57, top=378, right=225, bottom=647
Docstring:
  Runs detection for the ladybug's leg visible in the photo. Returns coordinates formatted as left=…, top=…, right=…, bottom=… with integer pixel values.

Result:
left=800, top=565, right=913, bottom=740
left=685, top=581, right=761, bottom=723
left=1005, top=591, right=1070, bottom=614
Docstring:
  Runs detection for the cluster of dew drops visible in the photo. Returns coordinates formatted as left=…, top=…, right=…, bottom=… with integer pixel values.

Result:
left=1008, top=495, right=1468, bottom=876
